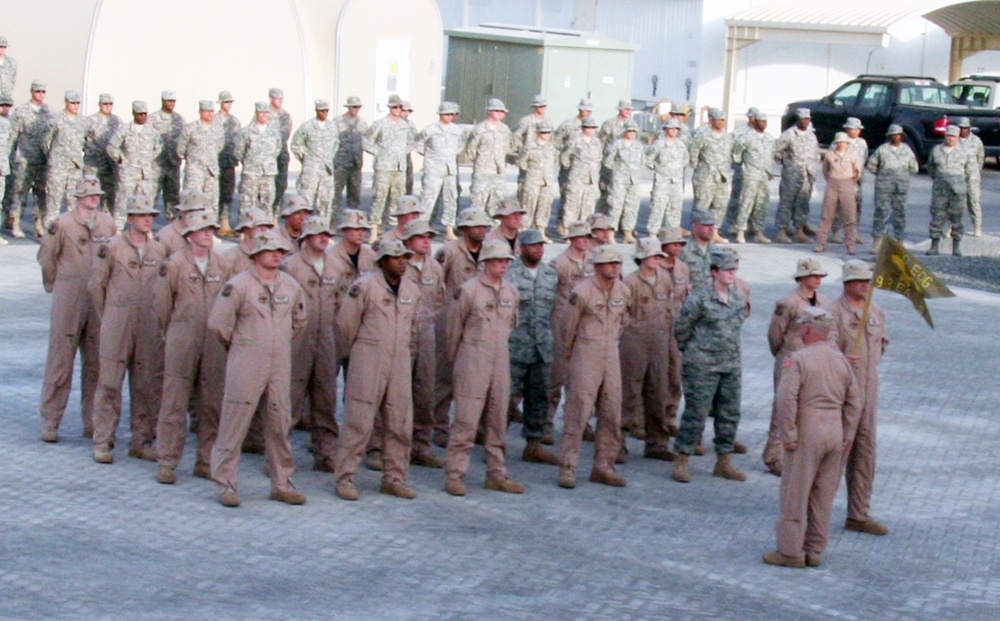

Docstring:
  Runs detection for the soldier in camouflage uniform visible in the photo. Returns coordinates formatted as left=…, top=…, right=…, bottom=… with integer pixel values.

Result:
left=401, top=101, right=416, bottom=194
left=678, top=211, right=718, bottom=291
left=506, top=229, right=560, bottom=465
left=213, top=91, right=241, bottom=234
left=553, top=98, right=594, bottom=234
left=866, top=124, right=918, bottom=251
left=774, top=108, right=819, bottom=244
left=0, top=37, right=15, bottom=101
left=83, top=93, right=121, bottom=213
left=148, top=91, right=185, bottom=220
left=416, top=101, right=466, bottom=240
left=511, top=95, right=548, bottom=159
left=106, top=101, right=162, bottom=230
left=957, top=117, right=985, bottom=237
left=0, top=95, right=11, bottom=234
left=730, top=112, right=774, bottom=244
left=43, top=90, right=86, bottom=225
left=5, top=79, right=52, bottom=238
left=177, top=101, right=224, bottom=213
left=291, top=99, right=339, bottom=221
left=688, top=108, right=732, bottom=241
left=333, top=96, right=367, bottom=210
left=466, top=98, right=512, bottom=214
left=671, top=249, right=747, bottom=483
left=603, top=121, right=644, bottom=242
left=364, top=94, right=413, bottom=237
left=560, top=116, right=602, bottom=232
left=926, top=125, right=975, bottom=256
left=668, top=103, right=691, bottom=144
left=516, top=121, right=558, bottom=239
left=646, top=118, right=688, bottom=235
left=267, top=88, right=292, bottom=208
left=235, top=102, right=281, bottom=218
left=722, top=107, right=759, bottom=236
left=597, top=99, right=634, bottom=210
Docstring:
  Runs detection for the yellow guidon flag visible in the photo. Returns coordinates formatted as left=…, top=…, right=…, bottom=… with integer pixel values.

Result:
left=873, top=236, right=955, bottom=329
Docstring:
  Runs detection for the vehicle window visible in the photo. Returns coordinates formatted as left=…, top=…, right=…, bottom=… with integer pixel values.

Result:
left=899, top=84, right=952, bottom=105
left=858, top=84, right=890, bottom=109
left=963, top=85, right=992, bottom=107
left=831, top=82, right=862, bottom=106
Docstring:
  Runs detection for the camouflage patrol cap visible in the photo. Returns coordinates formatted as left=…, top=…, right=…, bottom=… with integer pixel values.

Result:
left=657, top=228, right=687, bottom=245
left=531, top=95, right=547, bottom=107
left=387, top=94, right=403, bottom=107
left=402, top=219, right=436, bottom=240
left=0, top=36, right=7, bottom=47
left=794, top=257, right=828, bottom=279
left=249, top=230, right=295, bottom=256
left=299, top=215, right=333, bottom=239
left=842, top=259, right=873, bottom=282
left=795, top=108, right=811, bottom=119
left=438, top=101, right=459, bottom=115
left=565, top=220, right=592, bottom=239
left=344, top=96, right=363, bottom=107
left=796, top=306, right=835, bottom=329
left=72, top=175, right=105, bottom=198
left=198, top=100, right=214, bottom=111
left=843, top=117, right=863, bottom=130
left=269, top=87, right=284, bottom=99
left=486, top=98, right=508, bottom=112
left=493, top=200, right=526, bottom=218
left=279, top=195, right=314, bottom=217
left=480, top=239, right=516, bottom=262
left=536, top=121, right=553, bottom=133
left=957, top=117, right=972, bottom=128
left=518, top=229, right=546, bottom=246
left=254, top=101, right=269, bottom=113
left=755, top=112, right=768, bottom=121
left=337, top=209, right=372, bottom=230
left=218, top=91, right=235, bottom=103
left=577, top=98, right=594, bottom=111
left=401, top=100, right=413, bottom=112
left=390, top=194, right=421, bottom=217
left=177, top=190, right=213, bottom=213
left=64, top=90, right=81, bottom=103
left=662, top=118, right=682, bottom=130
left=946, top=124, right=960, bottom=137
left=710, top=249, right=737, bottom=271
left=708, top=108, right=726, bottom=120
left=833, top=131, right=851, bottom=144
left=315, top=99, right=331, bottom=111
left=456, top=208, right=492, bottom=229
left=98, top=93, right=113, bottom=104
left=375, top=238, right=413, bottom=262
left=634, top=237, right=667, bottom=264
left=125, top=195, right=158, bottom=216
left=0, top=95, right=13, bottom=106
left=690, top=211, right=717, bottom=226
left=886, top=124, right=904, bottom=136
left=587, top=213, right=614, bottom=231
left=746, top=106, right=761, bottom=117
left=617, top=99, right=633, bottom=111
left=623, top=120, right=639, bottom=132
left=31, top=80, right=46, bottom=92
left=132, top=101, right=148, bottom=114
left=161, top=91, right=176, bottom=101
left=669, top=103, right=685, bottom=115
left=588, top=246, right=623, bottom=265
left=182, top=210, right=220, bottom=236
left=234, top=207, right=274, bottom=231
left=581, top=117, right=599, bottom=129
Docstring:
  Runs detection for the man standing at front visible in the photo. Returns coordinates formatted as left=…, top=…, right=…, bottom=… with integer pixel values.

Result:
left=106, top=101, right=162, bottom=229
left=235, top=103, right=280, bottom=218
left=774, top=108, right=819, bottom=244
left=466, top=98, right=511, bottom=214
left=148, top=91, right=185, bottom=219
left=333, top=96, right=367, bottom=210
left=290, top=99, right=338, bottom=221
left=416, top=102, right=465, bottom=240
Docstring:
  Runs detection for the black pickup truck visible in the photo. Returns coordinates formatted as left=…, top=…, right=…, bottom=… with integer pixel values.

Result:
left=781, top=75, right=1000, bottom=162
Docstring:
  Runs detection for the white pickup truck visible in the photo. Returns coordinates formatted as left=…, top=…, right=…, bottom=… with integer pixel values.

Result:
left=950, top=75, right=1000, bottom=109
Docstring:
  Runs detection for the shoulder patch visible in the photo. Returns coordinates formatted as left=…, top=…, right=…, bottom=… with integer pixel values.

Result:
left=781, top=358, right=794, bottom=368
left=568, top=292, right=578, bottom=306
left=97, top=244, right=109, bottom=259
left=221, top=284, right=233, bottom=297
left=453, top=288, right=462, bottom=300
left=47, top=222, right=58, bottom=235
left=774, top=304, right=784, bottom=316
left=348, top=284, right=361, bottom=298
left=434, top=249, right=446, bottom=263
left=158, top=264, right=168, bottom=277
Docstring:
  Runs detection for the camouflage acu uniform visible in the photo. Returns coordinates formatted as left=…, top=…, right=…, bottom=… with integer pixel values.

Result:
left=466, top=120, right=512, bottom=213
left=645, top=136, right=688, bottom=233
left=363, top=115, right=413, bottom=225
left=416, top=121, right=466, bottom=227
left=44, top=110, right=86, bottom=223
left=516, top=137, right=558, bottom=231
left=688, top=126, right=733, bottom=225
left=678, top=240, right=716, bottom=292
left=106, top=122, right=162, bottom=227
left=731, top=129, right=774, bottom=233
left=774, top=126, right=819, bottom=230
left=0, top=114, right=10, bottom=208
left=866, top=142, right=918, bottom=239
left=333, top=113, right=367, bottom=209
left=723, top=121, right=755, bottom=229
left=177, top=120, right=224, bottom=209
left=213, top=111, right=241, bottom=216
left=84, top=111, right=122, bottom=212
left=269, top=106, right=292, bottom=207
left=5, top=101, right=52, bottom=227
left=512, top=113, right=546, bottom=155
left=597, top=116, right=630, bottom=207
left=959, top=132, right=985, bottom=228
left=148, top=109, right=185, bottom=218
left=235, top=122, right=281, bottom=217
left=506, top=259, right=558, bottom=440
left=673, top=284, right=746, bottom=455
left=0, top=56, right=15, bottom=100
left=290, top=118, right=339, bottom=218
left=559, top=133, right=602, bottom=228
left=603, top=136, right=646, bottom=232
left=926, top=143, right=975, bottom=241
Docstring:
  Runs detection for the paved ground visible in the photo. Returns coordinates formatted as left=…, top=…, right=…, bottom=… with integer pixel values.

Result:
left=1, top=170, right=998, bottom=620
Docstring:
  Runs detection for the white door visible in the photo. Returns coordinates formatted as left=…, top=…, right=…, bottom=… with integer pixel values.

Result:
left=374, top=38, right=412, bottom=115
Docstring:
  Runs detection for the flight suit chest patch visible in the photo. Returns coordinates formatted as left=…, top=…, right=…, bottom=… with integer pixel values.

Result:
left=499, top=299, right=514, bottom=308
left=205, top=274, right=221, bottom=283
left=400, top=296, right=414, bottom=305
left=273, top=295, right=290, bottom=304
left=610, top=298, right=625, bottom=308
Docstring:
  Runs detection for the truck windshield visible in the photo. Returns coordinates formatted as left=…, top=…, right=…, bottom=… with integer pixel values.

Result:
left=899, top=84, right=953, bottom=105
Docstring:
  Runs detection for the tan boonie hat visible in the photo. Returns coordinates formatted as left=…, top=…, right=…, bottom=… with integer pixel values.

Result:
left=634, top=237, right=667, bottom=264
left=457, top=208, right=492, bottom=229
left=587, top=213, right=614, bottom=231
left=337, top=209, right=372, bottom=230
left=493, top=200, right=526, bottom=218
left=218, top=90, right=234, bottom=103
left=299, top=215, right=333, bottom=239
left=565, top=220, right=592, bottom=239
left=390, top=194, right=421, bottom=217
left=588, top=245, right=623, bottom=265
left=345, top=96, right=362, bottom=107
left=99, top=93, right=114, bottom=104
left=234, top=207, right=274, bottom=232
left=796, top=306, right=835, bottom=329
left=183, top=210, right=220, bottom=236
left=794, top=257, right=828, bottom=279
left=657, top=228, right=687, bottom=245
left=269, top=87, right=284, bottom=99
left=842, top=259, right=873, bottom=282
left=402, top=219, right=436, bottom=240
left=479, top=239, right=516, bottom=262
left=73, top=175, right=104, bottom=198
left=279, top=195, right=313, bottom=217
left=199, top=100, right=214, bottom=111
left=177, top=190, right=213, bottom=213
left=249, top=230, right=295, bottom=256
left=125, top=195, right=158, bottom=216
left=833, top=131, right=851, bottom=144
left=375, top=238, right=412, bottom=262
left=132, top=101, right=148, bottom=114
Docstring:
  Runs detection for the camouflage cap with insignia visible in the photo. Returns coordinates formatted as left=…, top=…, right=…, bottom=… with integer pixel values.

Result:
left=161, top=90, right=176, bottom=101
left=0, top=95, right=13, bottom=106
left=72, top=175, right=105, bottom=198
left=99, top=93, right=114, bottom=104
left=565, top=220, right=592, bottom=239
left=531, top=95, right=547, bottom=107
left=587, top=213, right=614, bottom=231
left=486, top=98, right=508, bottom=112
left=843, top=117, right=863, bottom=130
left=886, top=124, right=904, bottom=136
left=577, top=98, right=594, bottom=111
left=617, top=99, right=634, bottom=111
left=795, top=108, right=811, bottom=119
left=957, top=117, right=972, bottom=128
left=234, top=207, right=274, bottom=232
left=269, top=87, right=284, bottom=99
left=518, top=229, right=545, bottom=246
left=536, top=121, right=553, bottom=133
left=401, top=100, right=413, bottom=112
left=125, top=195, right=158, bottom=216
left=31, top=79, right=46, bottom=92
left=581, top=117, right=599, bottom=128
left=132, top=100, right=148, bottom=114
left=493, top=199, right=526, bottom=218
left=634, top=237, right=667, bottom=264
left=279, top=195, right=313, bottom=217
left=708, top=107, right=726, bottom=120
left=344, top=95, right=363, bottom=107
left=662, top=118, right=682, bottom=130
left=64, top=90, right=81, bottom=103
left=588, top=245, right=623, bottom=265
left=176, top=190, right=213, bottom=213
left=198, top=100, right=214, bottom=111
left=623, top=120, right=639, bottom=132
left=946, top=125, right=960, bottom=137
left=390, top=194, right=421, bottom=217
left=794, top=257, right=828, bottom=280
left=842, top=259, right=873, bottom=282
left=480, top=239, right=516, bottom=262
left=457, top=208, right=492, bottom=229
left=669, top=103, right=685, bottom=115
left=657, top=228, right=687, bottom=245
left=690, top=210, right=717, bottom=226
left=337, top=209, right=372, bottom=231
left=387, top=94, right=403, bottom=107
left=796, top=306, right=835, bottom=329
left=218, top=90, right=234, bottom=103
left=746, top=106, right=761, bottom=117
left=182, top=210, right=220, bottom=236
left=376, top=238, right=413, bottom=262
left=402, top=219, right=436, bottom=240
left=0, top=36, right=8, bottom=47
left=254, top=101, right=269, bottom=113
left=315, top=99, right=330, bottom=111
left=710, top=249, right=738, bottom=271
left=299, top=215, right=333, bottom=239
left=249, top=230, right=295, bottom=256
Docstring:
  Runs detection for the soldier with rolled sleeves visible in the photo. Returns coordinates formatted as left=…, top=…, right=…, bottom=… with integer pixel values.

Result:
left=729, top=112, right=774, bottom=244
left=401, top=101, right=417, bottom=194
left=364, top=94, right=414, bottom=239
left=516, top=121, right=557, bottom=240
left=688, top=108, right=732, bottom=242
left=402, top=219, right=446, bottom=468
left=416, top=101, right=466, bottom=241
left=153, top=210, right=228, bottom=485
left=815, top=132, right=861, bottom=254
left=957, top=117, right=985, bottom=238
left=761, top=258, right=831, bottom=476
left=678, top=210, right=719, bottom=291
left=559, top=116, right=602, bottom=233
left=603, top=120, right=644, bottom=243
left=485, top=199, right=524, bottom=256
left=866, top=124, right=918, bottom=252
left=213, top=91, right=241, bottom=235
left=620, top=237, right=675, bottom=460
left=208, top=230, right=307, bottom=508
left=646, top=118, right=688, bottom=237
left=276, top=194, right=314, bottom=247
left=333, top=96, right=367, bottom=211
left=511, top=95, right=548, bottom=160
left=774, top=108, right=819, bottom=244
left=235, top=102, right=281, bottom=218
left=148, top=91, right=185, bottom=219
left=333, top=238, right=421, bottom=501
left=5, top=79, right=52, bottom=238
left=83, top=93, right=122, bottom=214
left=222, top=207, right=273, bottom=277
left=379, top=194, right=422, bottom=244
left=290, top=99, right=339, bottom=221
left=90, top=195, right=167, bottom=464
left=554, top=98, right=592, bottom=151
left=283, top=215, right=342, bottom=472
left=466, top=98, right=512, bottom=214
left=177, top=100, right=224, bottom=212
left=763, top=307, right=861, bottom=569
left=43, top=90, right=86, bottom=224
left=37, top=175, right=116, bottom=442
left=0, top=36, right=16, bottom=101
left=826, top=260, right=891, bottom=536
left=671, top=249, right=747, bottom=483
left=926, top=125, right=974, bottom=257
left=265, top=88, right=292, bottom=208
left=668, top=103, right=691, bottom=144
left=443, top=239, right=524, bottom=496
left=557, top=245, right=630, bottom=489
left=506, top=229, right=560, bottom=466
left=106, top=101, right=162, bottom=230
left=155, top=190, right=212, bottom=257
left=657, top=228, right=691, bottom=441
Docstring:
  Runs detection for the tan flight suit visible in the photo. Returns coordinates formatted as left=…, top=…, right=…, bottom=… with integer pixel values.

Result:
left=827, top=296, right=889, bottom=523
left=90, top=234, right=167, bottom=452
left=155, top=220, right=188, bottom=257
left=333, top=271, right=420, bottom=486
left=484, top=228, right=521, bottom=256
left=775, top=341, right=860, bottom=559
left=222, top=244, right=254, bottom=277
left=37, top=210, right=116, bottom=435
left=444, top=274, right=520, bottom=482
left=283, top=249, right=342, bottom=468
left=620, top=269, right=673, bottom=448
left=559, top=276, right=630, bottom=475
left=762, top=288, right=831, bottom=467
left=405, top=256, right=446, bottom=455
left=208, top=269, right=307, bottom=495
left=153, top=247, right=229, bottom=471
left=818, top=150, right=861, bottom=251
left=547, top=250, right=593, bottom=417
left=660, top=258, right=691, bottom=430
